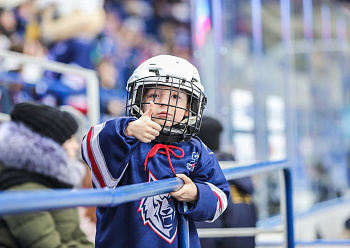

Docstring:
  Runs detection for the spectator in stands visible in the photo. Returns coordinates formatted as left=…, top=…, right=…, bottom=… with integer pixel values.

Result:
left=0, top=85, right=12, bottom=113
left=2, top=38, right=46, bottom=108
left=0, top=101, right=93, bottom=248
left=343, top=217, right=350, bottom=238
left=0, top=0, right=193, bottom=122
left=196, top=116, right=257, bottom=248
left=96, top=57, right=126, bottom=122
left=37, top=0, right=106, bottom=111
left=0, top=8, right=20, bottom=49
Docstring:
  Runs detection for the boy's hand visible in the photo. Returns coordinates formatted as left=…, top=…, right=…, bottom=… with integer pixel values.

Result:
left=170, top=174, right=198, bottom=205
left=125, top=101, right=162, bottom=143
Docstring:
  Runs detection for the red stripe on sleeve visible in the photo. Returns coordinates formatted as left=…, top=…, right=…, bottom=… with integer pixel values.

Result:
left=87, top=127, right=106, bottom=188
left=213, top=191, right=223, bottom=215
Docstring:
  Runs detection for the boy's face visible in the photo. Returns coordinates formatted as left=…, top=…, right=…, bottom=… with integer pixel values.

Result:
left=142, top=85, right=189, bottom=127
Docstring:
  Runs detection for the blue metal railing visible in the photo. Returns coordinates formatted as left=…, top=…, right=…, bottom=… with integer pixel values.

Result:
left=0, top=177, right=184, bottom=214
left=0, top=160, right=292, bottom=248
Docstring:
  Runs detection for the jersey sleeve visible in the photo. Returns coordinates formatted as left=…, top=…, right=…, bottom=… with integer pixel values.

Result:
left=178, top=140, right=230, bottom=222
left=81, top=117, right=139, bottom=188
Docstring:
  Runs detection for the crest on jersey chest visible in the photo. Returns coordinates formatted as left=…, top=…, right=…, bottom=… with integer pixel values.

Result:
left=138, top=171, right=177, bottom=244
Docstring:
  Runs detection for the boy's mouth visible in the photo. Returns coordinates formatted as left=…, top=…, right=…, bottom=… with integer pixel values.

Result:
left=158, top=111, right=171, bottom=119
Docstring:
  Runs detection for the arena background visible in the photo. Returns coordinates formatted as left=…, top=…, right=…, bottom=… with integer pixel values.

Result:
left=1, top=0, right=350, bottom=245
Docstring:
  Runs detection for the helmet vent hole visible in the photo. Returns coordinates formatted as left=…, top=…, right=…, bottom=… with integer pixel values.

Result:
left=149, top=69, right=160, bottom=76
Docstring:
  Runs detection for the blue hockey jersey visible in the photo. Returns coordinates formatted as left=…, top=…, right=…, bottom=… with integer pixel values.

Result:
left=81, top=117, right=230, bottom=248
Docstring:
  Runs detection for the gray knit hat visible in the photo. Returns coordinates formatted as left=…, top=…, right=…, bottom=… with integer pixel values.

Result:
left=10, top=101, right=78, bottom=144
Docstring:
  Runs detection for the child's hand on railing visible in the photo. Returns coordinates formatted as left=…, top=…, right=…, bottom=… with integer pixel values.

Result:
left=169, top=174, right=198, bottom=205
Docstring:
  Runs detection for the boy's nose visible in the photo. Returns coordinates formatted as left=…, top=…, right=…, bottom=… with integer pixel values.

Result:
left=158, top=95, right=169, bottom=104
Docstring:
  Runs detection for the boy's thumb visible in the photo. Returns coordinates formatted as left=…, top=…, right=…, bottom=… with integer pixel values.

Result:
left=144, top=101, right=154, bottom=118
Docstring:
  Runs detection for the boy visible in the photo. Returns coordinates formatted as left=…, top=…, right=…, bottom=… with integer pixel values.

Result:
left=82, top=55, right=229, bottom=248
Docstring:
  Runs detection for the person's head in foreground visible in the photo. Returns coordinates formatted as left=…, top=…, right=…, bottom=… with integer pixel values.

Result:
left=125, top=54, right=207, bottom=143
left=0, top=101, right=81, bottom=186
left=0, top=101, right=94, bottom=248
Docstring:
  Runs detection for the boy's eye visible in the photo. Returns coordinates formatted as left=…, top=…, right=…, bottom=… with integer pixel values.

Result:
left=171, top=94, right=180, bottom=99
left=149, top=93, right=159, bottom=98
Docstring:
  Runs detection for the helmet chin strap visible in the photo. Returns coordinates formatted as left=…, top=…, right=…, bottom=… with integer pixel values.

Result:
left=157, top=116, right=198, bottom=142
left=183, top=116, right=197, bottom=125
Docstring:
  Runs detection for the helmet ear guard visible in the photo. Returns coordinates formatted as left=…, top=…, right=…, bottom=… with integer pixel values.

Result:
left=125, top=55, right=206, bottom=143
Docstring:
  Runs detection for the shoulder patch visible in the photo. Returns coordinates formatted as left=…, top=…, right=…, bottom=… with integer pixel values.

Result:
left=187, top=152, right=199, bottom=172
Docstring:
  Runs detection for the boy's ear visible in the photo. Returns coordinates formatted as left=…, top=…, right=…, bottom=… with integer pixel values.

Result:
left=184, top=103, right=190, bottom=116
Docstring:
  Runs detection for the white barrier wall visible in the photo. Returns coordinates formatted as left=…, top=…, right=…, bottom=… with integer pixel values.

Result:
left=294, top=199, right=350, bottom=240
left=257, top=194, right=350, bottom=245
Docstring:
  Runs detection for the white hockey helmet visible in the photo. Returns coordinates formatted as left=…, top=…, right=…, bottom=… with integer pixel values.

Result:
left=125, top=55, right=207, bottom=143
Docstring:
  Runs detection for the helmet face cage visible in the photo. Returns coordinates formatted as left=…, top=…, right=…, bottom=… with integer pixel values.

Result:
left=126, top=75, right=207, bottom=143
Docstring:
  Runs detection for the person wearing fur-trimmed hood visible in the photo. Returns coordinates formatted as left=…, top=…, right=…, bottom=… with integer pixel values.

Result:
left=0, top=101, right=93, bottom=248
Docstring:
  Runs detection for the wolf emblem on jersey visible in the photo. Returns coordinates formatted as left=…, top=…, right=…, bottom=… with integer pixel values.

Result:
left=138, top=172, right=177, bottom=243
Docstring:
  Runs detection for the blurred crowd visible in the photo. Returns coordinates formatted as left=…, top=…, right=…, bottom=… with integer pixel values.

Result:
left=0, top=0, right=192, bottom=122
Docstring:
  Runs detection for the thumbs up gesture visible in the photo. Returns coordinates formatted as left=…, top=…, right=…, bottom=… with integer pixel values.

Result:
left=125, top=101, right=162, bottom=143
